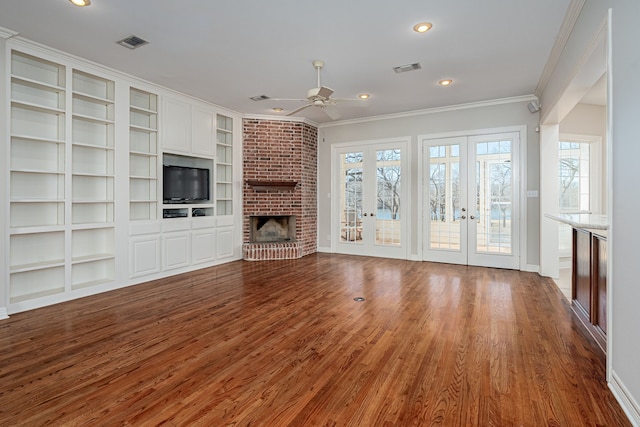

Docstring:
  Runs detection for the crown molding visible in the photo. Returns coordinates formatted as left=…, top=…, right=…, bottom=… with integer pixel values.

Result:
left=0, top=26, right=19, bottom=40
left=243, top=113, right=319, bottom=127
left=535, top=0, right=586, bottom=98
left=319, top=95, right=538, bottom=129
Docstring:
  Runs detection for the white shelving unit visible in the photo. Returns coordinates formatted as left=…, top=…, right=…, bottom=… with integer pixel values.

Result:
left=4, top=44, right=242, bottom=315
left=70, top=70, right=116, bottom=290
left=9, top=51, right=67, bottom=303
left=129, top=88, right=159, bottom=221
left=216, top=114, right=233, bottom=216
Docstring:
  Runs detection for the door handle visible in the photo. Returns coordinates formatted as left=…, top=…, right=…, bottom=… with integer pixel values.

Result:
left=470, top=215, right=476, bottom=220
left=363, top=213, right=367, bottom=216
left=370, top=213, right=375, bottom=217
left=461, top=215, right=466, bottom=219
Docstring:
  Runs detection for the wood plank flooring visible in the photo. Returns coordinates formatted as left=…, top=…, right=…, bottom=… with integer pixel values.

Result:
left=0, top=254, right=631, bottom=426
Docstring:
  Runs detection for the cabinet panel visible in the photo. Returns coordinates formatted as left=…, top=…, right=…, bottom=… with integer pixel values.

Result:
left=191, top=107, right=214, bottom=157
left=130, top=236, right=162, bottom=278
left=192, top=229, right=216, bottom=265
left=162, top=98, right=191, bottom=153
left=217, top=227, right=234, bottom=259
left=572, top=228, right=592, bottom=318
left=163, top=232, right=190, bottom=270
left=593, top=235, right=607, bottom=334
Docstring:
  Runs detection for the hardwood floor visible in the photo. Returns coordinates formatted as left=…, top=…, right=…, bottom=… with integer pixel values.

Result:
left=0, top=254, right=631, bottom=426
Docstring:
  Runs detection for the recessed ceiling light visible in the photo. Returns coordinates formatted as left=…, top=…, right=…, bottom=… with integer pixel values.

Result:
left=358, top=94, right=370, bottom=100
left=69, top=0, right=91, bottom=6
left=272, top=107, right=283, bottom=113
left=413, top=22, right=432, bottom=33
left=438, top=79, right=453, bottom=86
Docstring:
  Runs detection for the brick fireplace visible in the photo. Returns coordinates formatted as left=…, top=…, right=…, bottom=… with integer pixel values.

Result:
left=242, top=119, right=317, bottom=260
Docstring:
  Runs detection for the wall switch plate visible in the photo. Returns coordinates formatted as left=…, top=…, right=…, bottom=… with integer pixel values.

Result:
left=527, top=190, right=539, bottom=197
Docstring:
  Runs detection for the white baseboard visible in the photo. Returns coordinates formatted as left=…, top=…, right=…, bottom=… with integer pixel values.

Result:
left=316, top=246, right=332, bottom=253
left=610, top=370, right=640, bottom=426
left=524, top=264, right=540, bottom=273
left=0, top=307, right=9, bottom=320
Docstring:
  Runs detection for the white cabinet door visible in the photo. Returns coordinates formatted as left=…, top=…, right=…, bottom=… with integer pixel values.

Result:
left=162, top=232, right=191, bottom=270
left=216, top=226, right=234, bottom=259
left=191, top=107, right=214, bottom=157
left=192, top=229, right=216, bottom=265
left=130, top=235, right=161, bottom=278
left=162, top=97, right=191, bottom=153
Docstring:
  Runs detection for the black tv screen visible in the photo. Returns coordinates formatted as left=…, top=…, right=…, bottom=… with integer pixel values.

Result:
left=163, top=165, right=210, bottom=203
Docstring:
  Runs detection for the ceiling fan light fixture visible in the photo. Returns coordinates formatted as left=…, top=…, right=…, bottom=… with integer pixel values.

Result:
left=69, top=0, right=91, bottom=5
left=413, top=22, right=432, bottom=33
left=438, top=79, right=453, bottom=86
left=358, top=93, right=370, bottom=99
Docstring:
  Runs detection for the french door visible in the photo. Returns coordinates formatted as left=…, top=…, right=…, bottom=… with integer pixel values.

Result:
left=422, top=132, right=520, bottom=269
left=334, top=140, right=408, bottom=259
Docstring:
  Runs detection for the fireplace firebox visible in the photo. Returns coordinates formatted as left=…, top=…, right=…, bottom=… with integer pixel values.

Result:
left=249, top=215, right=296, bottom=243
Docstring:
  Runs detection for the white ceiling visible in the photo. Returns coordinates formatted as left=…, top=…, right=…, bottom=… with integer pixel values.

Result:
left=0, top=0, right=571, bottom=123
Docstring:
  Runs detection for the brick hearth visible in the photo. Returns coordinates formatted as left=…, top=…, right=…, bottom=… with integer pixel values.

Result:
left=242, top=119, right=317, bottom=260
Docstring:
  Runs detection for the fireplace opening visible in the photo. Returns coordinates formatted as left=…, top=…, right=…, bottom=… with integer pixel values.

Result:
left=250, top=215, right=296, bottom=243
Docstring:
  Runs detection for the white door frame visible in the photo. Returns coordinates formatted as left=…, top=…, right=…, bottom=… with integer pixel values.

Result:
left=330, top=137, right=411, bottom=259
left=418, top=126, right=528, bottom=270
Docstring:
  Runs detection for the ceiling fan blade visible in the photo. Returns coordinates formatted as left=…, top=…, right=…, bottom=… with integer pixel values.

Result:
left=286, top=103, right=313, bottom=116
left=323, top=106, right=341, bottom=120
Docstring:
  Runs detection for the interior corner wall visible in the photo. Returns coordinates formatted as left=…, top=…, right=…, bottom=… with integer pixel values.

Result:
left=317, top=101, right=540, bottom=266
left=610, top=0, right=640, bottom=422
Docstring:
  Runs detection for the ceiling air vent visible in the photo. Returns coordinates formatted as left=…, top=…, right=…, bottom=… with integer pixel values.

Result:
left=116, top=35, right=149, bottom=49
left=393, top=63, right=422, bottom=73
left=250, top=95, right=271, bottom=101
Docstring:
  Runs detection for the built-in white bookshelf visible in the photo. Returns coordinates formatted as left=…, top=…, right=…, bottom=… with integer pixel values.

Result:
left=129, top=88, right=159, bottom=220
left=216, top=114, right=233, bottom=216
left=70, top=69, right=116, bottom=290
left=9, top=51, right=67, bottom=302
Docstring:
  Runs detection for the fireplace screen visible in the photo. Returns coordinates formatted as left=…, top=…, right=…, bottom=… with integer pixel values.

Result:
left=250, top=215, right=296, bottom=243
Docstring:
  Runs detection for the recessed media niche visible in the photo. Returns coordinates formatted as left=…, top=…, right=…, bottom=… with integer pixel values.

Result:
left=162, top=153, right=213, bottom=219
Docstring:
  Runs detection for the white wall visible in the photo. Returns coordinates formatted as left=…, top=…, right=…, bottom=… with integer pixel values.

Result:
left=541, top=0, right=640, bottom=422
left=318, top=100, right=541, bottom=267
left=610, top=0, right=640, bottom=422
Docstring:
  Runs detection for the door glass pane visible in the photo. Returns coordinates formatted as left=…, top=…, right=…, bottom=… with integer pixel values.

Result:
left=376, top=149, right=401, bottom=246
left=340, top=152, right=363, bottom=243
left=428, top=145, right=461, bottom=250
left=475, top=140, right=512, bottom=254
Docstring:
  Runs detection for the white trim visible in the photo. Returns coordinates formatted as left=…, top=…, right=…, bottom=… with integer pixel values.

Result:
left=417, top=125, right=527, bottom=270
left=330, top=137, right=411, bottom=259
left=524, top=264, right=540, bottom=273
left=0, top=307, right=8, bottom=320
left=0, top=26, right=19, bottom=40
left=320, top=95, right=537, bottom=129
left=535, top=0, right=586, bottom=97
left=605, top=7, right=614, bottom=386
left=610, top=370, right=640, bottom=426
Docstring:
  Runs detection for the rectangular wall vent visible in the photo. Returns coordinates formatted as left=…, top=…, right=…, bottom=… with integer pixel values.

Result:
left=116, top=35, right=149, bottom=49
left=250, top=95, right=271, bottom=101
left=393, top=63, right=422, bottom=73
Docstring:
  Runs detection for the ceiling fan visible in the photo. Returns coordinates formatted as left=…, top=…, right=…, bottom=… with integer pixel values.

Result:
left=270, top=60, right=367, bottom=120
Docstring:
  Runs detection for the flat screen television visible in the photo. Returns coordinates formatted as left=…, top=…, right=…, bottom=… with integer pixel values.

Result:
left=163, top=165, right=210, bottom=203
